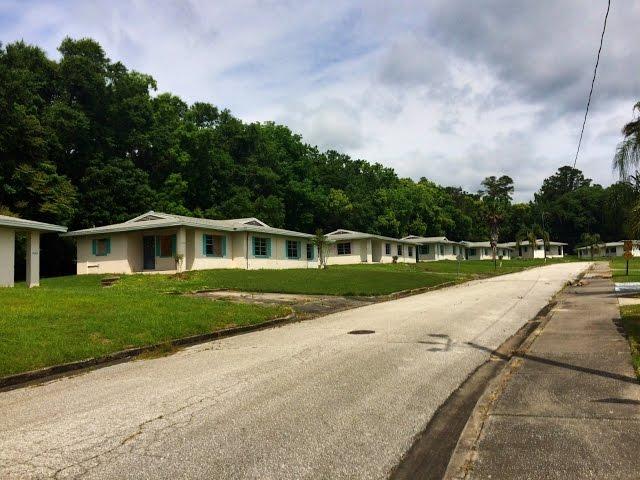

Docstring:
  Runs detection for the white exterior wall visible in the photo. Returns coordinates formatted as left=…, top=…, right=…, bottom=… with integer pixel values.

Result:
left=326, top=239, right=366, bottom=265
left=416, top=243, right=463, bottom=262
left=75, top=228, right=317, bottom=274
left=0, top=227, right=15, bottom=287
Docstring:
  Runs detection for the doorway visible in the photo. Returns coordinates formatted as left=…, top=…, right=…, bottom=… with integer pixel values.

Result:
left=143, top=236, right=155, bottom=270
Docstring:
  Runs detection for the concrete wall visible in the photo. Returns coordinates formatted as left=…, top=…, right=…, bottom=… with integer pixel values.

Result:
left=0, top=227, right=15, bottom=287
left=246, top=234, right=317, bottom=270
left=418, top=243, right=463, bottom=262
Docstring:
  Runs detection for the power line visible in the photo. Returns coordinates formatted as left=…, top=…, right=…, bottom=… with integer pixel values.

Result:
left=572, top=0, right=611, bottom=168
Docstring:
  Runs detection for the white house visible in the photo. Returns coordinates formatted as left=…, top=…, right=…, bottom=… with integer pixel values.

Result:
left=576, top=241, right=640, bottom=258
left=503, top=240, right=567, bottom=259
left=0, top=215, right=67, bottom=287
left=63, top=211, right=317, bottom=274
left=324, top=229, right=415, bottom=264
left=460, top=241, right=513, bottom=260
left=402, top=236, right=465, bottom=261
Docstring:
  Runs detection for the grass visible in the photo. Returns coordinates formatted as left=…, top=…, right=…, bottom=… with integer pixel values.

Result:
left=619, top=306, right=640, bottom=378
left=610, top=257, right=640, bottom=283
left=0, top=257, right=580, bottom=378
left=0, top=275, right=288, bottom=377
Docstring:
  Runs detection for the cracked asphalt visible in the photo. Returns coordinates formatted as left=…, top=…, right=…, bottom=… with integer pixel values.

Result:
left=0, top=262, right=588, bottom=479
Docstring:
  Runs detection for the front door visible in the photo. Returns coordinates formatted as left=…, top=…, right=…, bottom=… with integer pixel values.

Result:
left=143, top=236, right=155, bottom=270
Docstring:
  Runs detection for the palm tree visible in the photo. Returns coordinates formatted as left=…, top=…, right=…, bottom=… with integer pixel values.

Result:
left=579, top=232, right=602, bottom=259
left=516, top=224, right=550, bottom=261
left=613, top=101, right=640, bottom=180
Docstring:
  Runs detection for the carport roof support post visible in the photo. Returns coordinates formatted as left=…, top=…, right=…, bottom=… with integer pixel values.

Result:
left=26, top=231, right=40, bottom=288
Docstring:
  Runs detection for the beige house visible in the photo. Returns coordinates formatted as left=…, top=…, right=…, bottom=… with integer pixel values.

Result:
left=460, top=241, right=513, bottom=260
left=402, top=236, right=465, bottom=261
left=63, top=211, right=317, bottom=274
left=576, top=241, right=640, bottom=258
left=503, top=240, right=566, bottom=259
left=324, top=229, right=415, bottom=264
left=0, top=215, right=67, bottom=287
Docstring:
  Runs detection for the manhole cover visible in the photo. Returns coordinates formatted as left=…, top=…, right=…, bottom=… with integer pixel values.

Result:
left=348, top=329, right=375, bottom=335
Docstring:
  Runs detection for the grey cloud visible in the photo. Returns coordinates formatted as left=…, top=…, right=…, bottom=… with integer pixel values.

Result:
left=426, top=0, right=640, bottom=116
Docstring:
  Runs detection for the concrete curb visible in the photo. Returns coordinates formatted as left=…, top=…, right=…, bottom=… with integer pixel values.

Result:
left=0, top=311, right=297, bottom=391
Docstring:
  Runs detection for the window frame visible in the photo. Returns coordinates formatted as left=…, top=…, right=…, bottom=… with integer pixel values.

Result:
left=385, top=243, right=391, bottom=255
left=408, top=246, right=413, bottom=257
left=94, top=238, right=111, bottom=257
left=204, top=234, right=224, bottom=257
left=306, top=243, right=314, bottom=260
left=253, top=237, right=269, bottom=258
left=337, top=242, right=351, bottom=255
left=397, top=244, right=402, bottom=256
left=286, top=239, right=300, bottom=259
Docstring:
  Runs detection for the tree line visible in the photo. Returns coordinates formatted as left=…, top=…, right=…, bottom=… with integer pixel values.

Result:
left=0, top=38, right=636, bottom=275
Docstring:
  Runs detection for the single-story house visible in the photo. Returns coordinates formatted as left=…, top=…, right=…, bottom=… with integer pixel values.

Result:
left=576, top=241, right=640, bottom=258
left=0, top=215, right=67, bottom=287
left=502, top=240, right=567, bottom=259
left=460, top=241, right=513, bottom=260
left=63, top=211, right=317, bottom=274
left=402, top=236, right=465, bottom=261
left=324, top=229, right=415, bottom=264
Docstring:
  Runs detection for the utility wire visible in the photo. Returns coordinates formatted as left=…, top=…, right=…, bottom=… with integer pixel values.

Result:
left=573, top=0, right=611, bottom=168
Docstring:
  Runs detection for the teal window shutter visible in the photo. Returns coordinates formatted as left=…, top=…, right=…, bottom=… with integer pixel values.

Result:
left=222, top=236, right=227, bottom=257
left=311, top=244, right=315, bottom=260
left=105, top=238, right=111, bottom=255
left=296, top=241, right=301, bottom=259
left=155, top=236, right=161, bottom=257
left=171, top=235, right=177, bottom=256
left=92, top=239, right=97, bottom=255
left=202, top=234, right=207, bottom=256
left=266, top=238, right=271, bottom=258
left=252, top=236, right=256, bottom=257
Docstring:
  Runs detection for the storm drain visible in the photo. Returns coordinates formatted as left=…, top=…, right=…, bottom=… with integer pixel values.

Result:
left=348, top=329, right=375, bottom=335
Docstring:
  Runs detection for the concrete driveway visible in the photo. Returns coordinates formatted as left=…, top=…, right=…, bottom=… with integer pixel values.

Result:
left=0, top=262, right=588, bottom=479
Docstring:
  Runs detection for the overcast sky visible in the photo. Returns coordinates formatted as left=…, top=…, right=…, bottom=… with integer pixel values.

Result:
left=3, top=0, right=639, bottom=200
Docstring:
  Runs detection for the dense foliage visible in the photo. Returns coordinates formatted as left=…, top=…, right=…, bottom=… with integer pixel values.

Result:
left=0, top=38, right=633, bottom=274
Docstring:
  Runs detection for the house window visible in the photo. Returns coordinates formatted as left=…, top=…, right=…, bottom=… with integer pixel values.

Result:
left=307, top=243, right=314, bottom=260
left=204, top=234, right=225, bottom=257
left=453, top=245, right=457, bottom=254
left=286, top=240, right=300, bottom=259
left=337, top=242, right=351, bottom=255
left=397, top=244, right=402, bottom=256
left=408, top=246, right=413, bottom=257
left=484, top=248, right=488, bottom=255
left=469, top=248, right=477, bottom=256
left=385, top=243, right=391, bottom=255
left=158, top=235, right=175, bottom=257
left=524, top=246, right=528, bottom=253
left=93, top=238, right=111, bottom=256
left=420, top=245, right=430, bottom=255
left=557, top=247, right=562, bottom=255
left=440, top=245, right=444, bottom=255
left=253, top=237, right=269, bottom=257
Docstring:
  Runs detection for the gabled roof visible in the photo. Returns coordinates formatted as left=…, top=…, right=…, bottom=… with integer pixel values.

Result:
left=0, top=215, right=67, bottom=233
left=325, top=229, right=413, bottom=244
left=502, top=239, right=568, bottom=247
left=402, top=235, right=461, bottom=245
left=460, top=240, right=514, bottom=249
left=63, top=211, right=311, bottom=238
left=576, top=240, right=640, bottom=250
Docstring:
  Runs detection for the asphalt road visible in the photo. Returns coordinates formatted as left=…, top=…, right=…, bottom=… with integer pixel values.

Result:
left=0, top=262, right=588, bottom=479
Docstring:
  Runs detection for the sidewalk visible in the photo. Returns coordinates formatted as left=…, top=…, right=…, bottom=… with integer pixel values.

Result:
left=447, top=262, right=640, bottom=479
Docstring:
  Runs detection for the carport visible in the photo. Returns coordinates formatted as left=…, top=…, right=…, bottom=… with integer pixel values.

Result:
left=0, top=215, right=67, bottom=287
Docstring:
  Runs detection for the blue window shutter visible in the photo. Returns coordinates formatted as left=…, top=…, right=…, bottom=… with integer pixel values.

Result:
left=155, top=236, right=160, bottom=257
left=252, top=236, right=256, bottom=257
left=266, top=238, right=271, bottom=258
left=222, top=236, right=227, bottom=257
left=92, top=239, right=97, bottom=255
left=202, top=234, right=207, bottom=256
left=296, top=241, right=301, bottom=259
left=171, top=235, right=177, bottom=256
left=106, top=238, right=111, bottom=255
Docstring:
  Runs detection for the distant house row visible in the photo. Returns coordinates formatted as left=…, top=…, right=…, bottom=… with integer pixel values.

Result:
left=57, top=212, right=567, bottom=275
left=576, top=241, right=640, bottom=258
left=0, top=211, right=571, bottom=285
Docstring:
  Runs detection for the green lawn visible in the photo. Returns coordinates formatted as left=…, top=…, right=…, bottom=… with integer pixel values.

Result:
left=0, top=258, right=580, bottom=378
left=619, top=305, right=640, bottom=378
left=0, top=276, right=288, bottom=377
left=610, top=257, right=640, bottom=282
